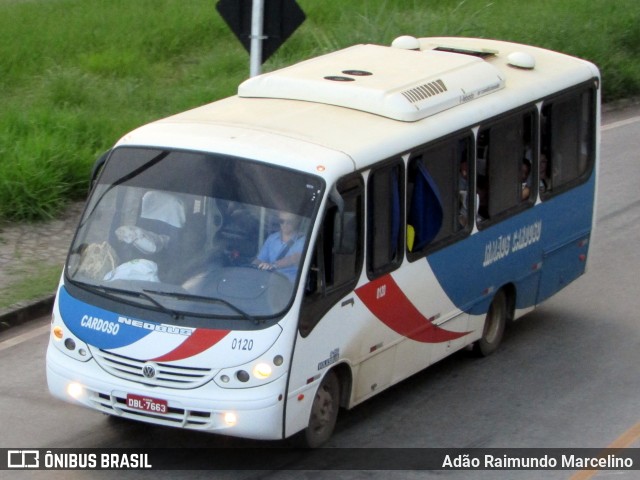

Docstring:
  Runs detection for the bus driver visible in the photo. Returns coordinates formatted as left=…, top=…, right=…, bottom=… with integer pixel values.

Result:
left=254, top=212, right=305, bottom=281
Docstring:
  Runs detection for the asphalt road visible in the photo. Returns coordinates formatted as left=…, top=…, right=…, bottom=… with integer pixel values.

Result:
left=1, top=104, right=639, bottom=480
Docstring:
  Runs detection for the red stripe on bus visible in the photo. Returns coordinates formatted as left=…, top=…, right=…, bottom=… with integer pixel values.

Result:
left=355, top=275, right=470, bottom=343
left=151, top=329, right=230, bottom=362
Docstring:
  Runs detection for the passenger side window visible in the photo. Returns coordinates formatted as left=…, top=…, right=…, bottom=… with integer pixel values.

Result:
left=367, top=161, right=403, bottom=278
left=300, top=175, right=363, bottom=336
left=476, top=110, right=535, bottom=224
left=540, top=86, right=595, bottom=197
left=407, top=134, right=472, bottom=260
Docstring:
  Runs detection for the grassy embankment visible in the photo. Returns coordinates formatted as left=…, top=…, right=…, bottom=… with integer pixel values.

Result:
left=0, top=0, right=639, bottom=306
left=1, top=0, right=639, bottom=221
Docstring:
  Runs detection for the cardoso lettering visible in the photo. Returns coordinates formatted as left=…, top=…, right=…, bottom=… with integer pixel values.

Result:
left=482, top=234, right=512, bottom=267
left=511, top=221, right=543, bottom=252
left=80, top=315, right=120, bottom=335
left=483, top=220, right=542, bottom=267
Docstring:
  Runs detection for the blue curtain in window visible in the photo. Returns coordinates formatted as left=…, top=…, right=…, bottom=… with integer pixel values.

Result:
left=408, top=162, right=443, bottom=251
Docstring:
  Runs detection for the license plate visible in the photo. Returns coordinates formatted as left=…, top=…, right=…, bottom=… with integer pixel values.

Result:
left=126, top=394, right=168, bottom=414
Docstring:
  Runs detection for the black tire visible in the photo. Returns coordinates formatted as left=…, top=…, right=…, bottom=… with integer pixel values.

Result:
left=302, top=370, right=340, bottom=448
left=474, top=289, right=507, bottom=356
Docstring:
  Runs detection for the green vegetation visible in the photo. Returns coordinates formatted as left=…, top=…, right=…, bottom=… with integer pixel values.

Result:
left=1, top=0, right=639, bottom=222
left=0, top=262, right=61, bottom=310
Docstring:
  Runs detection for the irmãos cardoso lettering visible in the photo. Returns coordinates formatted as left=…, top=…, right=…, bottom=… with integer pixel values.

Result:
left=483, top=220, right=542, bottom=267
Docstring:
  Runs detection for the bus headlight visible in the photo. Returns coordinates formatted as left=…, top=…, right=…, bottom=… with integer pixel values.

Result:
left=50, top=323, right=92, bottom=362
left=67, top=382, right=85, bottom=400
left=215, top=356, right=286, bottom=388
left=223, top=412, right=237, bottom=426
left=253, top=363, right=272, bottom=380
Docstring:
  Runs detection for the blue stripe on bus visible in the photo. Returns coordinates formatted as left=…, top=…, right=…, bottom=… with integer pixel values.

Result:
left=427, top=178, right=595, bottom=315
left=58, top=287, right=152, bottom=349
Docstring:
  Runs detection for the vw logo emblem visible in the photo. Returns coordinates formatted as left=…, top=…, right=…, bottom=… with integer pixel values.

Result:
left=142, top=362, right=157, bottom=379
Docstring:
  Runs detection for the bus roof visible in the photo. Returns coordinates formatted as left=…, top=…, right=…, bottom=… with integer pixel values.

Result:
left=238, top=43, right=506, bottom=122
left=116, top=37, right=599, bottom=181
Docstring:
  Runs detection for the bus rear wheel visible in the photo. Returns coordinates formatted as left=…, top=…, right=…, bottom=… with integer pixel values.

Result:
left=303, top=370, right=340, bottom=448
left=474, top=289, right=507, bottom=356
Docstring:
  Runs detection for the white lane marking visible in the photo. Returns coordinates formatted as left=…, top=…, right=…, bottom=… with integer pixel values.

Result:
left=0, top=324, right=50, bottom=352
left=601, top=115, right=640, bottom=131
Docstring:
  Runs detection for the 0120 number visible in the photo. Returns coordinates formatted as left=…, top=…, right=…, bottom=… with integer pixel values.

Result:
left=231, top=338, right=254, bottom=351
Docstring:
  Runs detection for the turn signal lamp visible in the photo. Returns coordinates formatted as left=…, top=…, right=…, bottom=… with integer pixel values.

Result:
left=53, top=326, right=64, bottom=340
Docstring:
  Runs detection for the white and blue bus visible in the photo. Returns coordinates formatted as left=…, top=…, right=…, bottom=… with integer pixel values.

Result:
left=47, top=36, right=600, bottom=447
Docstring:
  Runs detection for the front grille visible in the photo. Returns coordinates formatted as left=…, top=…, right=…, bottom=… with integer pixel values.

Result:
left=88, top=391, right=214, bottom=429
left=91, top=348, right=215, bottom=389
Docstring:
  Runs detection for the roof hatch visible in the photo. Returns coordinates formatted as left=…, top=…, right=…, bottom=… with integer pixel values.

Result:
left=238, top=44, right=505, bottom=122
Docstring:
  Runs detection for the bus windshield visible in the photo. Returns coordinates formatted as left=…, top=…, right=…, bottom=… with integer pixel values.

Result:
left=66, top=147, right=324, bottom=321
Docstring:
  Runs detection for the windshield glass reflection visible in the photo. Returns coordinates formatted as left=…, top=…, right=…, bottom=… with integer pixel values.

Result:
left=66, top=147, right=323, bottom=321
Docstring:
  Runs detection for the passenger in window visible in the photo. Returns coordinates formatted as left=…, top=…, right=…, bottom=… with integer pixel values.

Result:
left=539, top=153, right=550, bottom=194
left=458, top=159, right=469, bottom=227
left=115, top=191, right=185, bottom=256
left=520, top=159, right=532, bottom=200
left=476, top=175, right=489, bottom=222
left=110, top=191, right=186, bottom=282
left=253, top=212, right=305, bottom=281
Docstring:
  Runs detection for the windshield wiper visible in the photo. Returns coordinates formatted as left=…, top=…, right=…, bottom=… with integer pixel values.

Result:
left=143, top=289, right=258, bottom=323
left=76, top=282, right=182, bottom=319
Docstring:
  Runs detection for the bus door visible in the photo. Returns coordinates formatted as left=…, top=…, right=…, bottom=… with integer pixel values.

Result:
left=286, top=174, right=365, bottom=435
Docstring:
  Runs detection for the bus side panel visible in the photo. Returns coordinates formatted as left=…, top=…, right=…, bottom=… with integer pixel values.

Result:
left=285, top=253, right=479, bottom=439
left=426, top=215, right=542, bottom=319
left=285, top=265, right=472, bottom=437
left=426, top=173, right=595, bottom=317
left=537, top=234, right=590, bottom=302
left=284, top=299, right=391, bottom=438
left=388, top=260, right=472, bottom=379
left=535, top=177, right=595, bottom=303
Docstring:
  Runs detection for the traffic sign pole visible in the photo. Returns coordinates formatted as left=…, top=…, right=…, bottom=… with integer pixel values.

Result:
left=250, top=0, right=265, bottom=77
left=216, top=0, right=305, bottom=77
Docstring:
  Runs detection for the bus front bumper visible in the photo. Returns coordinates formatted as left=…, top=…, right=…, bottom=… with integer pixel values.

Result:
left=46, top=344, right=287, bottom=441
